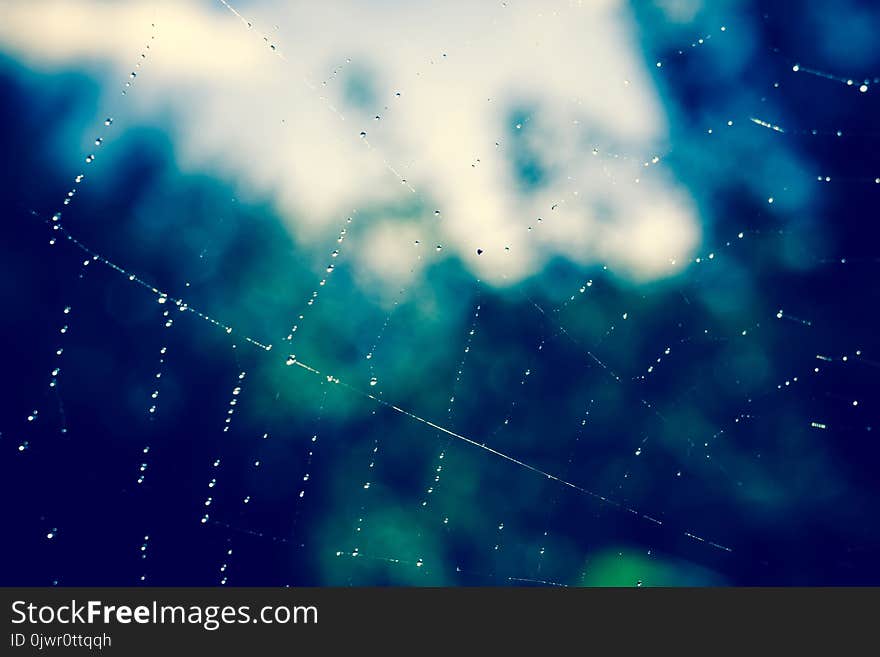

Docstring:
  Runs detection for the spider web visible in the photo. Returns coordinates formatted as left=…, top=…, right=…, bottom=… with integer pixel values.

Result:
left=2, top=0, right=880, bottom=587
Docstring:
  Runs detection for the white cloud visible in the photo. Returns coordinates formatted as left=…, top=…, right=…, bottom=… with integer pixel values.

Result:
left=0, top=0, right=701, bottom=286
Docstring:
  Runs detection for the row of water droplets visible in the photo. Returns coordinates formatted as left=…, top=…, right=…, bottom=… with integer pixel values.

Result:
left=18, top=22, right=159, bottom=582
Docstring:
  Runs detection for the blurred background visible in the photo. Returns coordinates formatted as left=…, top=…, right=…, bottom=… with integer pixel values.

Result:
left=1, top=0, right=879, bottom=585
